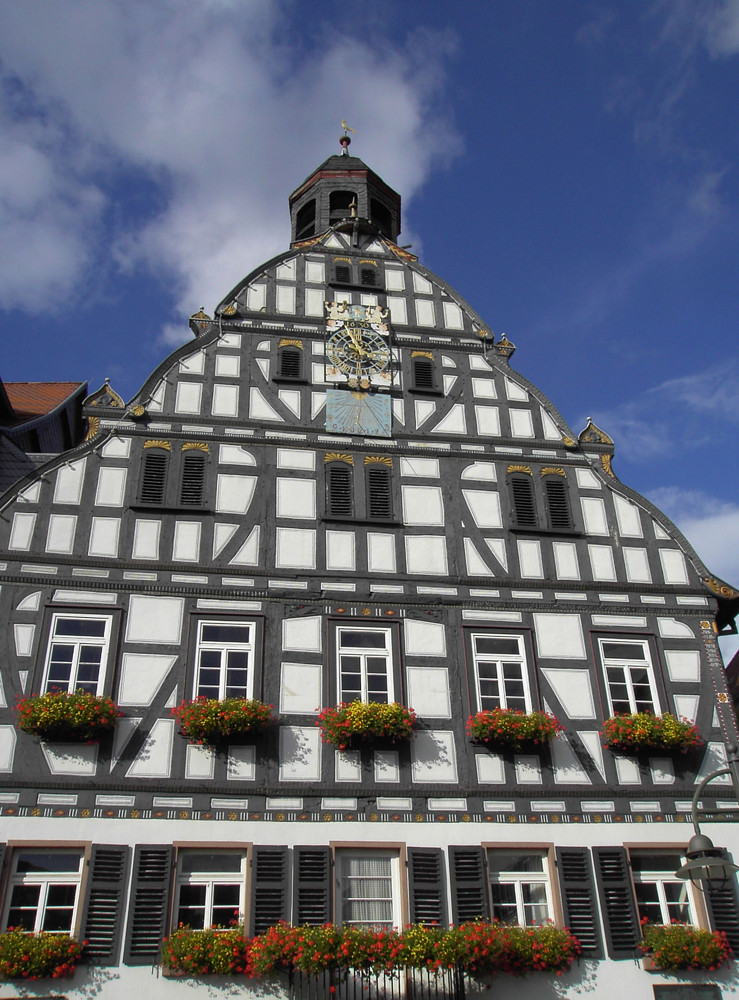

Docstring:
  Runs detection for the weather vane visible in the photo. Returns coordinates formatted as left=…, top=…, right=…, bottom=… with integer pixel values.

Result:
left=341, top=120, right=356, bottom=136
left=339, top=120, right=355, bottom=154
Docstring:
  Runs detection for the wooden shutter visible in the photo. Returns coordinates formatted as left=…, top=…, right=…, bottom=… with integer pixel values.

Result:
left=366, top=465, right=393, bottom=519
left=593, top=847, right=640, bottom=959
left=80, top=845, right=129, bottom=965
left=293, top=847, right=331, bottom=926
left=334, top=263, right=352, bottom=284
left=140, top=450, right=168, bottom=505
left=705, top=869, right=739, bottom=951
left=544, top=477, right=573, bottom=530
left=449, top=847, right=489, bottom=924
left=510, top=474, right=537, bottom=528
left=360, top=267, right=377, bottom=287
left=556, top=847, right=602, bottom=957
left=178, top=451, right=206, bottom=506
left=279, top=346, right=302, bottom=380
left=408, top=848, right=447, bottom=927
left=412, top=356, right=436, bottom=391
left=250, top=846, right=289, bottom=935
left=327, top=463, right=354, bottom=518
left=123, top=845, right=173, bottom=965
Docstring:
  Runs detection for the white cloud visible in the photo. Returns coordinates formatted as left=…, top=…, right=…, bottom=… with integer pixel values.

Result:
left=0, top=1, right=460, bottom=320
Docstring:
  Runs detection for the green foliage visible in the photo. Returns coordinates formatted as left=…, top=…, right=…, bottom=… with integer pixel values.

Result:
left=171, top=697, right=274, bottom=744
left=0, top=928, right=84, bottom=980
left=162, top=926, right=250, bottom=975
left=602, top=713, right=702, bottom=753
left=317, top=702, right=417, bottom=751
left=640, top=921, right=731, bottom=971
left=466, top=708, right=563, bottom=748
left=16, top=690, right=120, bottom=741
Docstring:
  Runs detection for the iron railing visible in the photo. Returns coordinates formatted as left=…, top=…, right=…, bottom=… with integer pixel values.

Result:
left=287, top=965, right=486, bottom=1000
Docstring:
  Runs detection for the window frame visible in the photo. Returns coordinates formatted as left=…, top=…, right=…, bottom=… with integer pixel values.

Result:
left=3, top=846, right=88, bottom=936
left=334, top=846, right=404, bottom=930
left=506, top=466, right=579, bottom=535
left=274, top=342, right=306, bottom=384
left=486, top=846, right=556, bottom=928
left=40, top=611, right=115, bottom=696
left=329, top=620, right=402, bottom=708
left=174, top=848, right=248, bottom=931
left=467, top=630, right=533, bottom=714
left=463, top=627, right=538, bottom=716
left=323, top=455, right=397, bottom=525
left=597, top=635, right=661, bottom=717
left=408, top=352, right=441, bottom=395
left=135, top=442, right=211, bottom=511
left=190, top=616, right=264, bottom=702
left=335, top=624, right=395, bottom=704
left=627, top=848, right=703, bottom=928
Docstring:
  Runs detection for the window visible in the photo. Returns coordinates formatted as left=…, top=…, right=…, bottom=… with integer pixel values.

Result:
left=509, top=471, right=537, bottom=528
left=330, top=191, right=355, bottom=226
left=360, top=265, right=378, bottom=287
left=410, top=352, right=440, bottom=393
left=194, top=621, right=256, bottom=699
left=276, top=342, right=304, bottom=381
left=175, top=851, right=246, bottom=929
left=631, top=852, right=695, bottom=925
left=336, top=850, right=400, bottom=929
left=469, top=632, right=531, bottom=712
left=487, top=850, right=552, bottom=926
left=324, top=456, right=395, bottom=523
left=179, top=450, right=206, bottom=506
left=137, top=442, right=209, bottom=509
left=4, top=850, right=83, bottom=933
left=599, top=638, right=659, bottom=715
left=370, top=198, right=393, bottom=238
left=544, top=474, right=573, bottom=530
left=365, top=463, right=393, bottom=519
left=140, top=447, right=169, bottom=505
left=336, top=626, right=394, bottom=703
left=295, top=199, right=316, bottom=240
left=326, top=460, right=354, bottom=518
left=507, top=466, right=577, bottom=533
left=42, top=614, right=112, bottom=694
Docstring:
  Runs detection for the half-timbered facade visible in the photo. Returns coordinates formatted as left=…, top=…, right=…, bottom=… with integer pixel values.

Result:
left=1, top=142, right=738, bottom=997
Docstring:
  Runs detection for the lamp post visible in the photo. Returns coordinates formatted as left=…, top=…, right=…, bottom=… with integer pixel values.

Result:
left=675, top=743, right=739, bottom=892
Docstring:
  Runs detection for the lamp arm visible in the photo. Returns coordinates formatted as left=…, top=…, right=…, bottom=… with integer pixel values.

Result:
left=691, top=766, right=732, bottom=835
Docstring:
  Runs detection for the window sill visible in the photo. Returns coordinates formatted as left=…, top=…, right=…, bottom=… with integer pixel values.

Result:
left=130, top=505, right=212, bottom=515
left=273, top=376, right=309, bottom=385
left=407, top=387, right=443, bottom=397
left=509, top=526, right=581, bottom=537
left=322, top=516, right=400, bottom=527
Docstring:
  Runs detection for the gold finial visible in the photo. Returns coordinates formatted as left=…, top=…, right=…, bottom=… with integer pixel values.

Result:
left=350, top=197, right=357, bottom=218
left=341, top=120, right=356, bottom=135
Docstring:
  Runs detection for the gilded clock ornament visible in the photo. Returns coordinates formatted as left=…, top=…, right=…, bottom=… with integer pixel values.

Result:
left=325, top=302, right=392, bottom=388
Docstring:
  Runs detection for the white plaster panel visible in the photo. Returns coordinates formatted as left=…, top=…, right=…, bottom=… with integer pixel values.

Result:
left=212, top=383, right=240, bottom=417
left=46, top=514, right=76, bottom=554
left=282, top=616, right=322, bottom=652
left=276, top=259, right=296, bottom=280
left=474, top=406, right=501, bottom=436
left=212, top=524, right=237, bottom=558
left=246, top=283, right=266, bottom=311
left=510, top=409, right=534, bottom=438
left=578, top=732, right=606, bottom=780
left=126, top=595, right=184, bottom=644
left=175, top=382, right=203, bottom=414
left=387, top=296, right=407, bottom=325
left=249, top=387, right=283, bottom=421
left=659, top=549, right=690, bottom=585
left=16, top=592, right=41, bottom=612
left=227, top=746, right=256, bottom=781
left=185, top=744, right=216, bottom=779
left=461, top=462, right=496, bottom=481
left=275, top=527, right=316, bottom=569
left=405, top=535, right=448, bottom=575
left=276, top=284, right=296, bottom=314
left=118, top=653, right=178, bottom=706
left=95, top=467, right=127, bottom=507
left=413, top=272, right=433, bottom=295
left=278, top=449, right=315, bottom=471
left=624, top=547, right=651, bottom=583
left=305, top=260, right=325, bottom=283
left=101, top=436, right=130, bottom=459
left=278, top=390, right=300, bottom=417
left=0, top=727, right=16, bottom=771
left=658, top=618, right=694, bottom=639
left=463, top=490, right=502, bottom=529
left=576, top=468, right=601, bottom=489
left=588, top=544, right=617, bottom=581
left=148, top=381, right=165, bottom=411
left=664, top=650, right=701, bottom=682
left=650, top=758, right=675, bottom=784
left=384, top=269, right=405, bottom=291
left=551, top=738, right=591, bottom=784
left=614, top=757, right=641, bottom=784
left=613, top=494, right=643, bottom=537
left=540, top=668, right=596, bottom=719
left=256, top=358, right=270, bottom=380
left=229, top=525, right=260, bottom=565
left=374, top=751, right=400, bottom=783
left=442, top=301, right=463, bottom=329
left=53, top=459, right=86, bottom=504
left=475, top=752, right=505, bottom=783
left=276, top=478, right=316, bottom=520
left=471, top=379, right=497, bottom=399
left=399, top=457, right=440, bottom=478
left=215, top=354, right=240, bottom=378
left=52, top=590, right=116, bottom=605
left=553, top=541, right=580, bottom=580
left=673, top=695, right=699, bottom=724
left=533, top=613, right=587, bottom=659
left=132, top=519, right=160, bottom=560
left=462, top=609, right=521, bottom=622
left=326, top=530, right=355, bottom=571
left=336, top=750, right=362, bottom=782
left=404, top=619, right=446, bottom=656
left=432, top=404, right=466, bottom=435
left=696, top=743, right=733, bottom=785
left=581, top=497, right=609, bottom=535
left=368, top=533, right=396, bottom=573
left=88, top=517, right=120, bottom=557
left=515, top=756, right=542, bottom=783
left=653, top=521, right=670, bottom=540
left=518, top=539, right=543, bottom=578
left=407, top=666, right=451, bottom=718
left=541, top=409, right=561, bottom=440
left=19, top=481, right=40, bottom=502
left=173, top=521, right=201, bottom=561
left=110, top=717, right=140, bottom=767
left=505, top=378, right=529, bottom=401
left=216, top=446, right=255, bottom=468
left=411, top=730, right=457, bottom=783
left=402, top=486, right=444, bottom=526
left=280, top=662, right=322, bottom=714
left=279, top=726, right=321, bottom=780
left=13, top=624, right=35, bottom=657
left=180, top=350, right=205, bottom=374
left=216, top=474, right=257, bottom=514
left=414, top=400, right=436, bottom=428
left=126, top=718, right=175, bottom=778
left=8, top=511, right=36, bottom=552
left=42, top=742, right=98, bottom=776
left=392, top=399, right=405, bottom=426
left=311, top=392, right=326, bottom=417
left=592, top=615, right=647, bottom=628
left=464, top=539, right=493, bottom=576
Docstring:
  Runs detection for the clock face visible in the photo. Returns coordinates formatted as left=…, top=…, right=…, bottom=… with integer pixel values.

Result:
left=327, top=323, right=390, bottom=378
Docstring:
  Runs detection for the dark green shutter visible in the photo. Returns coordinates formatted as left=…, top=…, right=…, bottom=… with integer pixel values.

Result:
left=293, top=847, right=331, bottom=925
left=250, top=846, right=289, bottom=935
left=449, top=847, right=489, bottom=924
left=705, top=867, right=739, bottom=951
left=556, top=847, right=602, bottom=957
left=593, top=847, right=640, bottom=958
left=408, top=848, right=447, bottom=926
left=123, top=845, right=173, bottom=965
left=80, top=845, right=129, bottom=965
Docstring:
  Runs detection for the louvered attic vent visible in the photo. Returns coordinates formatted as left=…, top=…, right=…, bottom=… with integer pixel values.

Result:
left=360, top=266, right=377, bottom=287
left=179, top=452, right=206, bottom=506
left=511, top=475, right=537, bottom=527
left=140, top=451, right=168, bottom=505
left=278, top=346, right=302, bottom=380
left=366, top=466, right=392, bottom=519
left=334, top=263, right=352, bottom=284
left=327, top=464, right=354, bottom=517
left=412, top=356, right=436, bottom=391
left=545, top=477, right=573, bottom=530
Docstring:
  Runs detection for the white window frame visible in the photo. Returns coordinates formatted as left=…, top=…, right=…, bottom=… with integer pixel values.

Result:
left=335, top=626, right=394, bottom=703
left=335, top=849, right=401, bottom=929
left=42, top=613, right=112, bottom=695
left=470, top=632, right=532, bottom=712
left=175, top=850, right=247, bottom=930
left=598, top=637, right=660, bottom=715
left=487, top=848, right=553, bottom=927
left=3, top=849, right=84, bottom=934
left=193, top=620, right=256, bottom=700
left=630, top=851, right=697, bottom=926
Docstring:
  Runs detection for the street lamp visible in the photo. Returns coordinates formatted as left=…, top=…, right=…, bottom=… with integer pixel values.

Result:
left=676, top=743, right=739, bottom=892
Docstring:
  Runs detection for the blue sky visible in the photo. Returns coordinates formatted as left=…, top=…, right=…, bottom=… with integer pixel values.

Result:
left=2, top=0, right=739, bottom=658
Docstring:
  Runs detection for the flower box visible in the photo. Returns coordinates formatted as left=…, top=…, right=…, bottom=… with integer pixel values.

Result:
left=0, top=927, right=84, bottom=980
left=639, top=921, right=731, bottom=972
left=317, top=701, right=417, bottom=751
left=16, top=690, right=120, bottom=742
left=467, top=708, right=563, bottom=749
left=162, top=926, right=250, bottom=976
left=171, top=697, right=275, bottom=745
left=601, top=713, right=702, bottom=754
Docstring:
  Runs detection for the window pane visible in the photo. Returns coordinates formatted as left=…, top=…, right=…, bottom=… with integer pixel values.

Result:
left=201, top=624, right=251, bottom=644
left=632, top=855, right=679, bottom=874
left=55, top=619, right=106, bottom=638
left=522, top=883, right=550, bottom=924
left=490, top=884, right=518, bottom=924
left=602, top=641, right=646, bottom=660
left=488, top=853, right=545, bottom=874
left=16, top=852, right=81, bottom=874
left=475, top=637, right=520, bottom=656
left=180, top=853, right=243, bottom=874
left=341, top=631, right=388, bottom=649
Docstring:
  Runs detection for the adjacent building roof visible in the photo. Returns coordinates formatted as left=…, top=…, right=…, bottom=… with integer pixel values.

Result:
left=0, top=381, right=86, bottom=427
